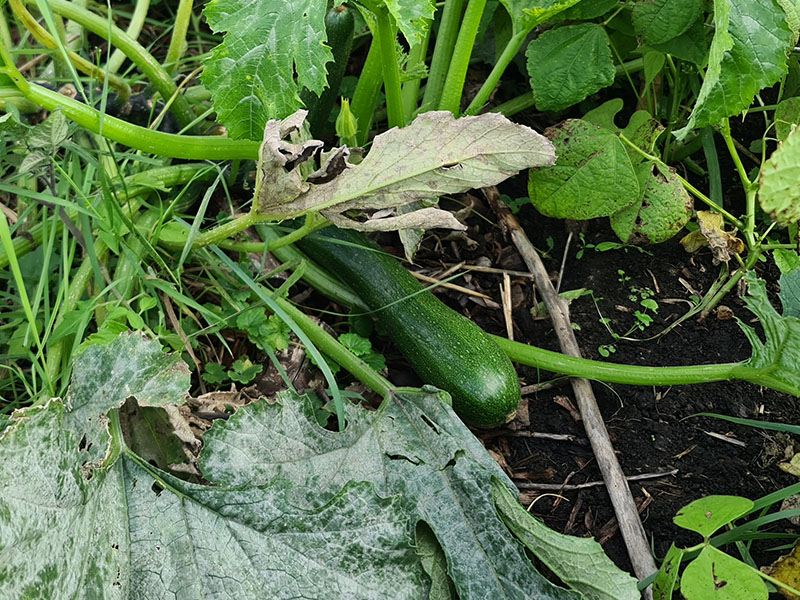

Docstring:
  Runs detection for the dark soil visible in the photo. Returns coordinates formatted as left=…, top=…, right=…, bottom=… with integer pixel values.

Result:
left=399, top=198, right=800, bottom=574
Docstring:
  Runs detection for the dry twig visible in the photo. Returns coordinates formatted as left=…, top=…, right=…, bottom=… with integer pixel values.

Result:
left=485, top=186, right=658, bottom=596
left=514, top=469, right=679, bottom=490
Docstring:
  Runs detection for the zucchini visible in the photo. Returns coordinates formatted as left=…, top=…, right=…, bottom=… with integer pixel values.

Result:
left=304, top=4, right=356, bottom=137
left=298, top=226, right=520, bottom=428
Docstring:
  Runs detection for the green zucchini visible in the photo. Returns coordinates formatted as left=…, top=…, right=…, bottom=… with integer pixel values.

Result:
left=298, top=226, right=520, bottom=428
left=304, top=4, right=356, bottom=137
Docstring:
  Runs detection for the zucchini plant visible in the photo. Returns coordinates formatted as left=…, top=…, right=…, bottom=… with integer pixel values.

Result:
left=3, top=0, right=800, bottom=597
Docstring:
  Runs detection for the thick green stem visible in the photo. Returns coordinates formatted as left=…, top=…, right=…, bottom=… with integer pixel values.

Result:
left=164, top=0, right=193, bottom=70
left=2, top=77, right=259, bottom=159
left=400, top=21, right=431, bottom=122
left=492, top=92, right=535, bottom=117
left=45, top=0, right=196, bottom=129
left=491, top=335, right=741, bottom=386
left=185, top=211, right=259, bottom=249
left=0, top=6, right=13, bottom=48
left=438, top=0, right=486, bottom=114
left=349, top=38, right=383, bottom=145
left=420, top=0, right=464, bottom=112
left=374, top=9, right=404, bottom=128
left=266, top=235, right=770, bottom=390
left=106, top=0, right=150, bottom=74
left=464, top=30, right=527, bottom=115
left=719, top=119, right=753, bottom=189
left=744, top=187, right=757, bottom=250
left=718, top=119, right=757, bottom=248
left=159, top=211, right=331, bottom=252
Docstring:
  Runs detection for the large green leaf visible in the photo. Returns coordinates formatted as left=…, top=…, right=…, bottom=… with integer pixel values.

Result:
left=526, top=23, right=616, bottom=112
left=199, top=389, right=582, bottom=600
left=735, top=271, right=800, bottom=397
left=673, top=495, right=754, bottom=538
left=494, top=480, right=640, bottom=600
left=548, top=100, right=691, bottom=244
left=674, top=0, right=792, bottom=139
left=528, top=119, right=640, bottom=219
left=631, top=0, right=703, bottom=46
left=681, top=546, right=768, bottom=599
left=610, top=163, right=693, bottom=244
left=650, top=18, right=708, bottom=66
left=202, top=0, right=334, bottom=140
left=0, top=334, right=426, bottom=599
left=774, top=96, right=800, bottom=141
left=64, top=332, right=189, bottom=464
left=759, top=124, right=800, bottom=224
left=384, top=0, right=436, bottom=45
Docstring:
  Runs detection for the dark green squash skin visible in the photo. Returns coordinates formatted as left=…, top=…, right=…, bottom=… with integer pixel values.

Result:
left=305, top=5, right=355, bottom=137
left=299, top=226, right=521, bottom=427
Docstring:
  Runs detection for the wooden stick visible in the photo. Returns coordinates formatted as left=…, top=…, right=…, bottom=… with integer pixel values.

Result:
left=485, top=187, right=658, bottom=596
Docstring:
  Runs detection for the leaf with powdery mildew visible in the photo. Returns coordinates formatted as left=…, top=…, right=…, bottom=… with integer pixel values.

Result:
left=256, top=110, right=555, bottom=232
left=674, top=0, right=792, bottom=139
left=0, top=334, right=426, bottom=599
left=199, top=389, right=583, bottom=600
left=64, top=332, right=189, bottom=464
left=202, top=0, right=333, bottom=140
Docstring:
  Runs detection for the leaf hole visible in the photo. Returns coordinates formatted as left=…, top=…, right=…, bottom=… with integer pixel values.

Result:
left=420, top=414, right=440, bottom=434
left=387, top=453, right=421, bottom=465
left=442, top=450, right=465, bottom=471
left=151, top=482, right=164, bottom=496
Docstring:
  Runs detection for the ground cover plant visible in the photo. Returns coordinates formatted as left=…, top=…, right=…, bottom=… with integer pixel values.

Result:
left=3, top=0, right=800, bottom=597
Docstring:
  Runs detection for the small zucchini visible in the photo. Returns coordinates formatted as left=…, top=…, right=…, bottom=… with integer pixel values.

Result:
left=305, top=4, right=356, bottom=137
left=298, top=226, right=520, bottom=428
